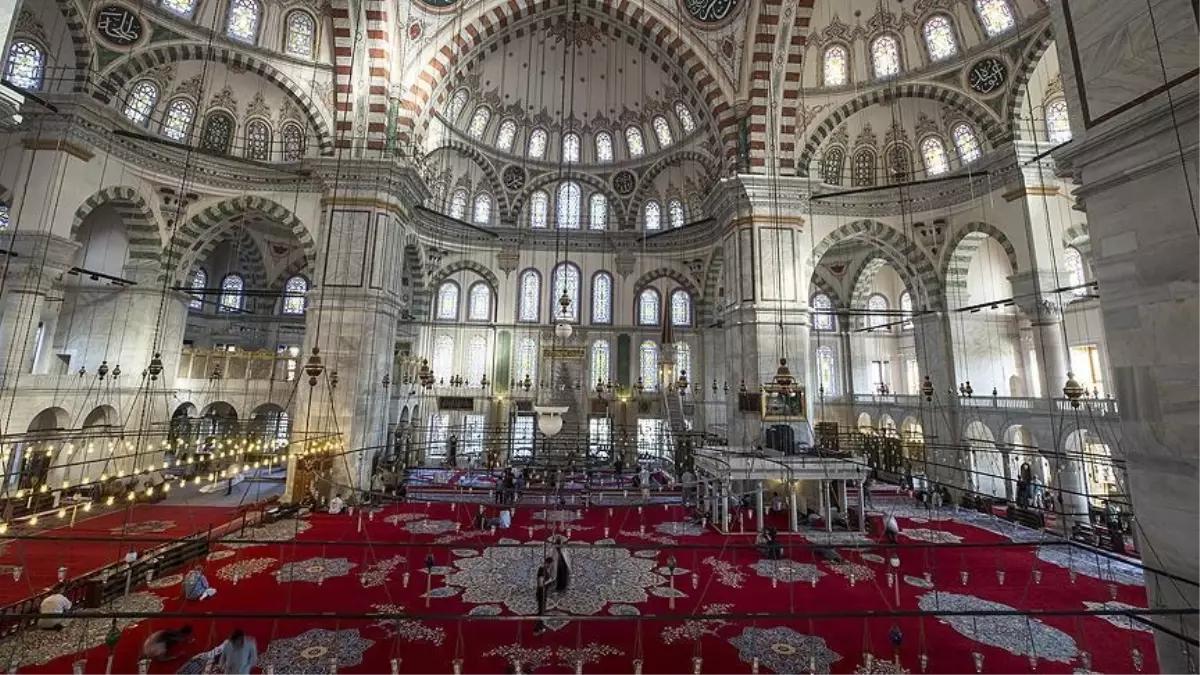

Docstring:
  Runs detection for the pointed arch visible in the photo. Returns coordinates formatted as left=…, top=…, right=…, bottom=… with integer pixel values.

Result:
left=938, top=222, right=1022, bottom=297
left=427, top=260, right=501, bottom=294
left=810, top=219, right=943, bottom=311
left=70, top=186, right=163, bottom=266
left=174, top=196, right=315, bottom=283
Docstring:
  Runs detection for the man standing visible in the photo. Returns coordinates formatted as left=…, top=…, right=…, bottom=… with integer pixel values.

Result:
left=533, top=557, right=555, bottom=635
left=219, top=629, right=257, bottom=674
left=884, top=514, right=901, bottom=545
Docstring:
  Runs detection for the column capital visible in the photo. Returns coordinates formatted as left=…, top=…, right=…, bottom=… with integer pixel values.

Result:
left=1008, top=270, right=1065, bottom=324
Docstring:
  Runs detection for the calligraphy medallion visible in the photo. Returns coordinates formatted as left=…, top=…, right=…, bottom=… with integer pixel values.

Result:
left=94, top=5, right=145, bottom=47
left=965, top=57, right=1008, bottom=96
left=681, top=0, right=740, bottom=24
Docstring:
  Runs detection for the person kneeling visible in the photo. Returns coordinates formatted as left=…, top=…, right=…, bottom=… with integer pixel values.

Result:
left=37, top=586, right=71, bottom=631
left=183, top=565, right=217, bottom=601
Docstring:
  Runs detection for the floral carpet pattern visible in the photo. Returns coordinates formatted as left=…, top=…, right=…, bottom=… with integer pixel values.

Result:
left=654, top=520, right=705, bottom=537
left=223, top=519, right=312, bottom=548
left=1035, top=546, right=1144, bottom=586
left=274, top=556, right=356, bottom=584
left=215, top=557, right=276, bottom=582
left=902, top=528, right=963, bottom=544
left=258, top=628, right=374, bottom=674
left=532, top=509, right=583, bottom=523
left=728, top=626, right=842, bottom=674
left=110, top=520, right=176, bottom=535
left=383, top=512, right=428, bottom=525
left=750, top=559, right=826, bottom=584
left=359, top=555, right=406, bottom=588
left=0, top=592, right=164, bottom=667
left=1083, top=601, right=1152, bottom=632
left=369, top=603, right=447, bottom=644
left=703, top=556, right=746, bottom=588
left=404, top=519, right=459, bottom=535
left=146, top=572, right=184, bottom=589
left=917, top=591, right=1078, bottom=663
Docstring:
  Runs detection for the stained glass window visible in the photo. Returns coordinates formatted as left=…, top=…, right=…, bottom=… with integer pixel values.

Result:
left=467, top=106, right=491, bottom=139
left=922, top=15, right=959, bottom=62
left=852, top=149, right=876, bottom=187
left=871, top=35, right=902, bottom=79
left=867, top=294, right=889, bottom=330
left=246, top=119, right=271, bottom=160
left=200, top=113, right=234, bottom=154
left=431, top=335, right=454, bottom=383
left=495, top=120, right=517, bottom=151
left=6, top=41, right=44, bottom=91
left=811, top=293, right=833, bottom=330
left=468, top=282, right=492, bottom=321
left=285, top=11, right=316, bottom=57
left=556, top=182, right=581, bottom=229
left=591, top=271, right=613, bottom=324
left=562, top=133, right=580, bottom=163
left=189, top=268, right=207, bottom=310
left=640, top=341, right=659, bottom=392
left=638, top=288, right=660, bottom=326
left=625, top=126, right=645, bottom=157
left=282, top=123, right=305, bottom=160
left=670, top=289, right=692, bottom=326
left=282, top=275, right=308, bottom=315
left=226, top=0, right=262, bottom=43
left=516, top=337, right=538, bottom=384
left=0, top=204, right=9, bottom=231
left=552, top=263, right=581, bottom=322
left=162, top=99, right=196, bottom=142
left=595, top=132, right=614, bottom=162
left=161, top=0, right=197, bottom=17
left=219, top=274, right=244, bottom=312
left=1064, top=247, right=1087, bottom=296
left=899, top=291, right=913, bottom=329
left=888, top=145, right=912, bottom=182
left=951, top=123, right=981, bottom=164
left=466, top=336, right=488, bottom=387
left=668, top=199, right=685, bottom=229
left=975, top=0, right=1015, bottom=37
left=517, top=270, right=540, bottom=322
left=822, top=147, right=845, bottom=185
left=527, top=129, right=548, bottom=158
left=675, top=343, right=692, bottom=381
left=652, top=116, right=674, bottom=148
left=124, top=81, right=159, bottom=126
left=920, top=136, right=950, bottom=176
left=675, top=103, right=696, bottom=133
left=436, top=282, right=460, bottom=320
left=446, top=90, right=469, bottom=123
left=591, top=340, right=611, bottom=386
left=1045, top=99, right=1072, bottom=143
left=448, top=189, right=468, bottom=220
left=816, top=346, right=837, bottom=395
left=644, top=200, right=662, bottom=231
left=473, top=193, right=492, bottom=225
left=529, top=190, right=549, bottom=229
left=589, top=193, right=608, bottom=230
left=823, top=45, right=848, bottom=87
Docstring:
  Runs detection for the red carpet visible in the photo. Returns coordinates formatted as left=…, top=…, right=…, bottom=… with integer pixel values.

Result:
left=8, top=501, right=1159, bottom=674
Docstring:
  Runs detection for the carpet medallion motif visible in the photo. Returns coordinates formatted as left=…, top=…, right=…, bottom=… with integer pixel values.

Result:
left=728, top=626, right=842, bottom=674
left=111, top=520, right=176, bottom=535
left=917, top=591, right=1078, bottom=662
left=1035, top=547, right=1143, bottom=586
left=655, top=520, right=705, bottom=537
left=902, top=528, right=963, bottom=544
left=532, top=509, right=583, bottom=523
left=216, top=557, right=276, bottom=582
left=259, top=628, right=374, bottom=674
left=405, top=519, right=459, bottom=535
left=146, top=572, right=183, bottom=589
left=383, top=512, right=428, bottom=525
left=750, top=559, right=826, bottom=584
left=274, top=556, right=356, bottom=584
left=1083, top=601, right=1152, bottom=632
left=223, top=519, right=312, bottom=548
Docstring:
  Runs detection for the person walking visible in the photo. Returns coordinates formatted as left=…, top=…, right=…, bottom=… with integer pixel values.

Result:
left=218, top=629, right=257, bottom=674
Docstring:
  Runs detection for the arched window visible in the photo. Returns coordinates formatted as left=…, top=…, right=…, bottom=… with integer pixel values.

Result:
left=887, top=145, right=912, bottom=182
left=226, top=0, right=262, bottom=43
left=625, top=126, right=646, bottom=157
left=124, top=81, right=159, bottom=126
left=285, top=11, right=316, bottom=58
left=527, top=129, right=548, bottom=158
left=517, top=269, right=541, bottom=322
left=852, top=148, right=877, bottom=187
left=866, top=294, right=889, bottom=330
left=446, top=89, right=469, bottom=123
left=674, top=103, right=696, bottom=133
left=431, top=335, right=454, bottom=383
left=495, top=120, right=517, bottom=151
left=161, top=0, right=197, bottom=18
left=667, top=199, right=685, bottom=229
left=951, top=123, right=981, bottom=164
left=189, top=268, right=207, bottom=310
left=870, top=35, right=902, bottom=79
left=822, top=147, right=845, bottom=185
left=823, top=45, right=849, bottom=87
left=595, top=132, right=614, bottom=162
left=644, top=200, right=662, bottom=231
left=199, top=112, right=234, bottom=154
left=589, top=193, right=608, bottom=231
left=528, top=190, right=549, bottom=229
left=816, top=346, right=837, bottom=396
left=920, top=137, right=950, bottom=176
left=640, top=341, right=659, bottom=391
left=282, top=123, right=305, bottom=160
left=562, top=133, right=580, bottom=163
left=245, top=119, right=271, bottom=161
left=811, top=293, right=834, bottom=331
left=0, top=204, right=9, bottom=231
left=899, top=291, right=913, bottom=329
left=515, top=337, right=538, bottom=384
left=435, top=281, right=460, bottom=320
left=219, top=274, right=244, bottom=312
left=467, top=282, right=492, bottom=321
left=922, top=15, right=959, bottom=62
left=591, top=271, right=613, bottom=324
left=467, top=106, right=491, bottom=139
left=591, top=340, right=611, bottom=386
left=5, top=41, right=45, bottom=91
left=448, top=189, right=469, bottom=220
left=465, top=336, right=488, bottom=387
left=162, top=99, right=196, bottom=142
left=473, top=193, right=492, bottom=225
left=652, top=116, right=674, bottom=148
left=282, top=275, right=308, bottom=315
left=551, top=263, right=581, bottom=322
left=638, top=288, right=661, bottom=326
left=1064, top=247, right=1087, bottom=296
left=556, top=182, right=581, bottom=229
left=1045, top=99, right=1072, bottom=144
left=670, top=289, right=692, bottom=326
left=675, top=343, right=692, bottom=380
left=974, top=0, right=1015, bottom=37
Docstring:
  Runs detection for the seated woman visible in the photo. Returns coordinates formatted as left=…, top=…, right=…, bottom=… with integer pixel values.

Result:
left=183, top=565, right=217, bottom=601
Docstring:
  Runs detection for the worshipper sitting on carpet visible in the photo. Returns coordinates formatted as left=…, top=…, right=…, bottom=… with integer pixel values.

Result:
left=219, top=629, right=257, bottom=675
left=183, top=565, right=217, bottom=601
left=884, top=513, right=901, bottom=544
left=176, top=644, right=224, bottom=675
left=143, top=625, right=193, bottom=661
left=328, top=494, right=346, bottom=515
left=37, top=586, right=72, bottom=630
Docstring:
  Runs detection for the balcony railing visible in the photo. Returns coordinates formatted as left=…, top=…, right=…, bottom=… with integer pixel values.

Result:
left=850, top=393, right=1119, bottom=418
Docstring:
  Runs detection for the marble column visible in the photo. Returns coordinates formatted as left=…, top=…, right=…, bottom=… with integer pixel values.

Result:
left=754, top=480, right=764, bottom=528
left=789, top=484, right=799, bottom=532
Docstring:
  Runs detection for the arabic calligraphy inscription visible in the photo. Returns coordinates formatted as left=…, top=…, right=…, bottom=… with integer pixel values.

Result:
left=966, top=57, right=1008, bottom=96
left=95, top=5, right=144, bottom=47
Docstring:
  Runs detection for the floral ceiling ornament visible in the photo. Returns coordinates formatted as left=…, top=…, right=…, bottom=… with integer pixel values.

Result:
left=729, top=626, right=842, bottom=675
left=259, top=628, right=375, bottom=675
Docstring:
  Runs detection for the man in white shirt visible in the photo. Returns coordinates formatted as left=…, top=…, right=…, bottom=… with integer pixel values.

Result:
left=38, top=588, right=72, bottom=630
left=884, top=514, right=901, bottom=545
left=328, top=494, right=345, bottom=515
left=497, top=508, right=512, bottom=529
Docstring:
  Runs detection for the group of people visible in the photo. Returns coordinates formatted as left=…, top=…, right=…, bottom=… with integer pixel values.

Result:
left=473, top=504, right=513, bottom=530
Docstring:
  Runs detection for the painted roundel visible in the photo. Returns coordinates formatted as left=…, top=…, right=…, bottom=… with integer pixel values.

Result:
left=612, top=170, right=636, bottom=196
left=419, top=0, right=458, bottom=7
left=682, top=0, right=739, bottom=23
left=501, top=165, right=526, bottom=191
left=94, top=4, right=145, bottom=47
left=966, top=57, right=1008, bottom=96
